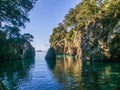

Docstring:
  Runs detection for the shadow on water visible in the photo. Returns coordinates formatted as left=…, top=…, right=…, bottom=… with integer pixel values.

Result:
left=0, top=59, right=35, bottom=90
left=45, top=47, right=56, bottom=70
left=45, top=59, right=56, bottom=70
left=46, top=54, right=120, bottom=90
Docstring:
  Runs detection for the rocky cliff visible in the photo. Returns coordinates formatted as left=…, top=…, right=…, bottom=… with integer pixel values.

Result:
left=50, top=0, right=120, bottom=61
left=0, top=39, right=35, bottom=61
left=81, top=21, right=120, bottom=61
left=53, top=20, right=120, bottom=61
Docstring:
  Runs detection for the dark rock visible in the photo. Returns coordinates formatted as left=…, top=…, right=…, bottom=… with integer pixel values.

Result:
left=22, top=41, right=35, bottom=59
left=0, top=39, right=35, bottom=61
left=45, top=48, right=56, bottom=60
left=36, top=50, right=43, bottom=52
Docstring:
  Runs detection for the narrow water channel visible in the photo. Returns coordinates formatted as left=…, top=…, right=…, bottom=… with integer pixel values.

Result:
left=0, top=52, right=120, bottom=90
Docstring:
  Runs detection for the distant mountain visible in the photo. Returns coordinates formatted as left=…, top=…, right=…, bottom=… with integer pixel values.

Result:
left=36, top=50, right=43, bottom=52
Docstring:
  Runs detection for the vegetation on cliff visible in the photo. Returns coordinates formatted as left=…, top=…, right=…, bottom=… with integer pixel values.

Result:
left=0, top=0, right=37, bottom=61
left=50, top=0, right=120, bottom=61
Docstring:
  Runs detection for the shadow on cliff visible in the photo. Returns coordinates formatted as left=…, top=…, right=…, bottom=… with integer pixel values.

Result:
left=45, top=48, right=56, bottom=70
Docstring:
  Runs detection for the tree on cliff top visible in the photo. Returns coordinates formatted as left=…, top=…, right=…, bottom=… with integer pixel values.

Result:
left=50, top=0, right=120, bottom=46
left=0, top=0, right=37, bottom=39
left=0, top=0, right=37, bottom=28
left=0, top=0, right=37, bottom=60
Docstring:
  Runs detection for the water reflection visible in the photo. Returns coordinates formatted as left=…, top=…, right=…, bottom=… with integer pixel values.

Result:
left=46, top=55, right=83, bottom=89
left=0, top=59, right=35, bottom=90
left=46, top=55, right=120, bottom=90
left=45, top=59, right=56, bottom=70
left=82, top=62, right=120, bottom=90
left=0, top=52, right=119, bottom=90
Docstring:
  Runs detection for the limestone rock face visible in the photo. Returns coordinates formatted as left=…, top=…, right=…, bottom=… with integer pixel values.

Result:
left=53, top=21, right=120, bottom=61
left=54, top=31, right=82, bottom=58
left=81, top=21, right=120, bottom=61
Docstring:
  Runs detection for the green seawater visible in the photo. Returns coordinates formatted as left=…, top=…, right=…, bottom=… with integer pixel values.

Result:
left=0, top=52, right=120, bottom=90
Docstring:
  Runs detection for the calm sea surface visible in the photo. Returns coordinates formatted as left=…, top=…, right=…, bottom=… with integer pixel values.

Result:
left=0, top=52, right=120, bottom=90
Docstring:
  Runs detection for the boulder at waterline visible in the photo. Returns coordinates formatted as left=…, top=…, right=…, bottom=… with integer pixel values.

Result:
left=45, top=48, right=56, bottom=60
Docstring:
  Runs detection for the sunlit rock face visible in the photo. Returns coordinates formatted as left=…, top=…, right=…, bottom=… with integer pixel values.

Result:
left=81, top=21, right=120, bottom=61
left=64, top=31, right=82, bottom=57
left=53, top=21, right=120, bottom=61
left=54, top=31, right=82, bottom=58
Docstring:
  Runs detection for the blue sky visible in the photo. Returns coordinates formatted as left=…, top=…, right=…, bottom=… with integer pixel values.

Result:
left=22, top=0, right=81, bottom=51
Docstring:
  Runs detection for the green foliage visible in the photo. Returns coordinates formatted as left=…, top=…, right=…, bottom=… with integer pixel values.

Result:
left=0, top=0, right=37, bottom=61
left=65, top=30, right=75, bottom=41
left=99, top=0, right=120, bottom=31
left=50, top=0, right=120, bottom=50
left=64, top=8, right=77, bottom=29
left=23, top=33, right=34, bottom=42
left=0, top=0, right=37, bottom=28
left=49, top=23, right=66, bottom=46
